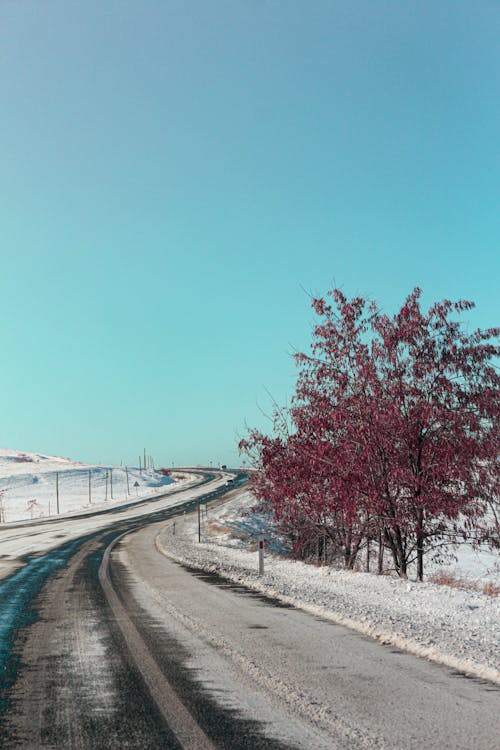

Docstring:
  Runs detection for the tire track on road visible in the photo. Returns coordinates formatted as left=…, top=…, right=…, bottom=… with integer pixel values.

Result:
left=99, top=532, right=217, bottom=750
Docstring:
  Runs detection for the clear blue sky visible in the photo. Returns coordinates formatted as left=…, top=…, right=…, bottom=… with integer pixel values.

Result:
left=1, top=1, right=499, bottom=467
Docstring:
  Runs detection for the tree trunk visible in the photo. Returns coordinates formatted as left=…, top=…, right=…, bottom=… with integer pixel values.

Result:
left=394, top=525, right=407, bottom=578
left=416, top=507, right=424, bottom=582
left=384, top=526, right=407, bottom=578
left=344, top=528, right=352, bottom=569
left=347, top=541, right=360, bottom=570
left=400, top=556, right=407, bottom=578
left=384, top=527, right=399, bottom=573
left=377, top=529, right=384, bottom=574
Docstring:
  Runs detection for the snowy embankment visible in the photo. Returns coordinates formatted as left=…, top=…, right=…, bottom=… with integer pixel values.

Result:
left=159, top=490, right=500, bottom=685
left=0, top=448, right=178, bottom=523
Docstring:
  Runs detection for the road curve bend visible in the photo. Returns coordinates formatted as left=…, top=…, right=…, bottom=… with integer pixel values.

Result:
left=1, top=474, right=499, bottom=750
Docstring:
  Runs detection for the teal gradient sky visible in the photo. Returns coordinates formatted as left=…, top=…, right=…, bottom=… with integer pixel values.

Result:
left=1, top=1, right=499, bottom=467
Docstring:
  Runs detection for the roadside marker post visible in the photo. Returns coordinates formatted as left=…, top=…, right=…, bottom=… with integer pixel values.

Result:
left=258, top=535, right=264, bottom=576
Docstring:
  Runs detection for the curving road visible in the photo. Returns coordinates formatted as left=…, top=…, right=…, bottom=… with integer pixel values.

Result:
left=0, top=470, right=241, bottom=748
left=0, top=474, right=499, bottom=749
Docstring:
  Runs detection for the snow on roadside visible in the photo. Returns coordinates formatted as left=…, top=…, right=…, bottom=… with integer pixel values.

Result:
left=0, top=448, right=177, bottom=523
left=159, top=490, right=500, bottom=684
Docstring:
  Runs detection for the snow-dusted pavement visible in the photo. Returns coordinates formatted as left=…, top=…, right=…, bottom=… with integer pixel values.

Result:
left=0, top=470, right=236, bottom=749
left=105, top=514, right=499, bottom=750
left=1, top=478, right=498, bottom=749
left=161, top=490, right=500, bottom=685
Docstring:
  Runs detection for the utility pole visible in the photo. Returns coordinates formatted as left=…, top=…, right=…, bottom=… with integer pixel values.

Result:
left=144, top=448, right=147, bottom=474
left=110, top=468, right=113, bottom=499
left=139, top=456, right=142, bottom=475
left=88, top=470, right=92, bottom=505
left=198, top=501, right=201, bottom=543
left=56, top=472, right=60, bottom=515
left=105, top=471, right=108, bottom=501
left=125, top=466, right=130, bottom=495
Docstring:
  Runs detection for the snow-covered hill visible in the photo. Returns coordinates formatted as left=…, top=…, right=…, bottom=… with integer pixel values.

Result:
left=0, top=448, right=175, bottom=523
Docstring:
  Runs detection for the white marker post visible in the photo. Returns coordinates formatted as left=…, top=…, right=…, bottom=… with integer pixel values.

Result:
left=258, top=535, right=264, bottom=576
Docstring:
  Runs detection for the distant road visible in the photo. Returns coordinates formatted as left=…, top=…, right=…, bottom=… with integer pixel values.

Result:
left=0, top=469, right=226, bottom=576
left=1, top=475, right=499, bottom=749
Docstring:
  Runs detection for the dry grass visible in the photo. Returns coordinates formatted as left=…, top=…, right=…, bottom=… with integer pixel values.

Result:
left=205, top=520, right=233, bottom=536
left=429, top=571, right=499, bottom=597
left=482, top=581, right=500, bottom=597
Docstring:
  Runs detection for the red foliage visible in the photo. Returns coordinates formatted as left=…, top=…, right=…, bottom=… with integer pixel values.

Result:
left=240, top=289, right=499, bottom=579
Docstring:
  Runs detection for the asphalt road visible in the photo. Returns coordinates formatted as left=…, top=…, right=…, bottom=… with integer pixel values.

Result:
left=0, top=471, right=240, bottom=748
left=1, top=479, right=498, bottom=749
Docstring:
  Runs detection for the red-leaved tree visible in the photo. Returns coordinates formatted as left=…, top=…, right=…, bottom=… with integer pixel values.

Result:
left=240, top=288, right=499, bottom=580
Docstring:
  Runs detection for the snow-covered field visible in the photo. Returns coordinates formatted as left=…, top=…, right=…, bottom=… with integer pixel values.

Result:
left=0, top=448, right=176, bottom=523
left=161, top=489, right=500, bottom=684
